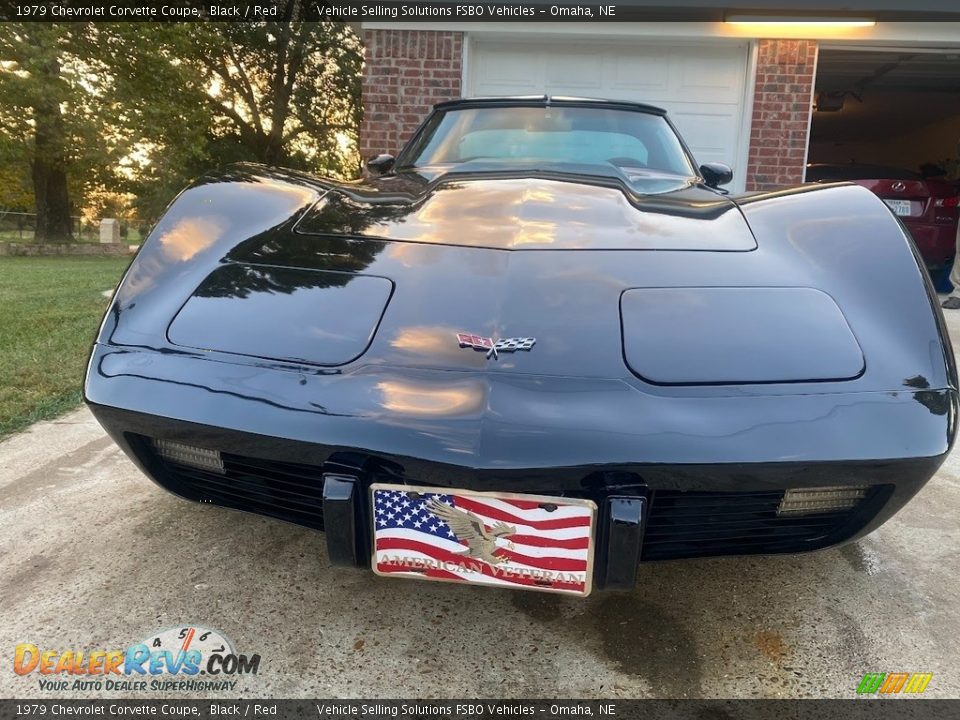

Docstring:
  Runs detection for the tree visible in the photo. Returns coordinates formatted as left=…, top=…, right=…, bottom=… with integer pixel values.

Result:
left=0, top=25, right=75, bottom=241
left=94, top=18, right=362, bottom=222
left=0, top=17, right=363, bottom=233
left=0, top=161, right=34, bottom=213
left=185, top=21, right=362, bottom=168
left=0, top=23, right=125, bottom=240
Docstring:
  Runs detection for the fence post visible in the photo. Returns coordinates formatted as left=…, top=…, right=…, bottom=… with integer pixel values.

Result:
left=99, top=219, right=120, bottom=244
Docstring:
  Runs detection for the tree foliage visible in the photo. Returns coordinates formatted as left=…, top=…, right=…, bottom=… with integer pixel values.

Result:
left=90, top=20, right=362, bottom=222
left=0, top=18, right=362, bottom=234
left=0, top=25, right=110, bottom=240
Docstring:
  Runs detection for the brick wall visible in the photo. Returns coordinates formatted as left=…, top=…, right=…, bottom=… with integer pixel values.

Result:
left=359, top=30, right=464, bottom=160
left=745, top=39, right=818, bottom=191
left=360, top=32, right=816, bottom=189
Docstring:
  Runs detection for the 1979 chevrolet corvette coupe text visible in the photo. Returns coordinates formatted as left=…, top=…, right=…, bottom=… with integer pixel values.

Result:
left=86, top=97, right=957, bottom=596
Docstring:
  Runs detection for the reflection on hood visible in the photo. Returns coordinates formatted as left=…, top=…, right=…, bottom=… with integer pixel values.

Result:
left=294, top=169, right=751, bottom=252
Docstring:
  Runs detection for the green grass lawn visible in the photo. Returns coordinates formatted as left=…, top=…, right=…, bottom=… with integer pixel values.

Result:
left=0, top=256, right=131, bottom=439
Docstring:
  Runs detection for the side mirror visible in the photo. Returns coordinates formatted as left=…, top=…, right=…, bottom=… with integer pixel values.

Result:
left=366, top=154, right=395, bottom=175
left=700, top=162, right=733, bottom=188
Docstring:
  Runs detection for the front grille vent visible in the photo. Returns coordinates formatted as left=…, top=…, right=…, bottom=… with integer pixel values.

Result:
left=151, top=442, right=326, bottom=530
left=142, top=434, right=880, bottom=563
left=641, top=488, right=872, bottom=561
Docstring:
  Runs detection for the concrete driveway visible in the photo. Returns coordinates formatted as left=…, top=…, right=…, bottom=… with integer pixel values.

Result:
left=2, top=316, right=959, bottom=700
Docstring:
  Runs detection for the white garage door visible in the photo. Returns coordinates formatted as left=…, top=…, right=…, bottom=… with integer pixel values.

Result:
left=467, top=39, right=751, bottom=192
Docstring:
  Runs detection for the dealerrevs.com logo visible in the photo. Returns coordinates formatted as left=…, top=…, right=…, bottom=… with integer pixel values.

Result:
left=14, top=625, right=261, bottom=693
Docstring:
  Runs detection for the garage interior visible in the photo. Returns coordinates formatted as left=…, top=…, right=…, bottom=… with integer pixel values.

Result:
left=808, top=48, right=960, bottom=180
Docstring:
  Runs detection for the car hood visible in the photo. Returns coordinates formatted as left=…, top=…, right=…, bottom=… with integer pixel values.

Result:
left=295, top=169, right=756, bottom=251
left=102, top=165, right=951, bottom=397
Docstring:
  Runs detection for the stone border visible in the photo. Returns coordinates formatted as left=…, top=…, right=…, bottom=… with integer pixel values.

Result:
left=0, top=242, right=139, bottom=257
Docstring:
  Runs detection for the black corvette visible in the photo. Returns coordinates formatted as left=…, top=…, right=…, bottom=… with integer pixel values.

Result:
left=86, top=96, right=957, bottom=596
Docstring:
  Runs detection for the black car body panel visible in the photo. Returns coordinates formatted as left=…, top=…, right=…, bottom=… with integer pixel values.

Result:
left=86, top=97, right=958, bottom=590
left=295, top=173, right=757, bottom=251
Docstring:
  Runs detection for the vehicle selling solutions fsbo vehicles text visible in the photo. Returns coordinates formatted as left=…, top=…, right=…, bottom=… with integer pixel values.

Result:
left=314, top=3, right=542, bottom=17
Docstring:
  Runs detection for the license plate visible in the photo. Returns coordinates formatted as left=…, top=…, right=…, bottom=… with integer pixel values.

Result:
left=370, top=484, right=597, bottom=596
left=884, top=199, right=912, bottom=217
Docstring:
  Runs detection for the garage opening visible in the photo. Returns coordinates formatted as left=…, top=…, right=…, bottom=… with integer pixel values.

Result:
left=807, top=48, right=960, bottom=285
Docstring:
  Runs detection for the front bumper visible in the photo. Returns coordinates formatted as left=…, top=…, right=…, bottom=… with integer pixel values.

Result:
left=86, top=344, right=954, bottom=469
left=88, top=368, right=955, bottom=589
left=86, top=341, right=955, bottom=591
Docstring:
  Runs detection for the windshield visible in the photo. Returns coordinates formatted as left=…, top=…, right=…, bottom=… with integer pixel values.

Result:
left=400, top=105, right=695, bottom=177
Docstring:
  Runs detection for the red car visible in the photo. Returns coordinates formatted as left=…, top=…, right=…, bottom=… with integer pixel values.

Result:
left=807, top=163, right=959, bottom=279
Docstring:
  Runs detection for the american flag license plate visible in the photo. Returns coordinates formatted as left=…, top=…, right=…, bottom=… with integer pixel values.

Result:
left=370, top=484, right=597, bottom=596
